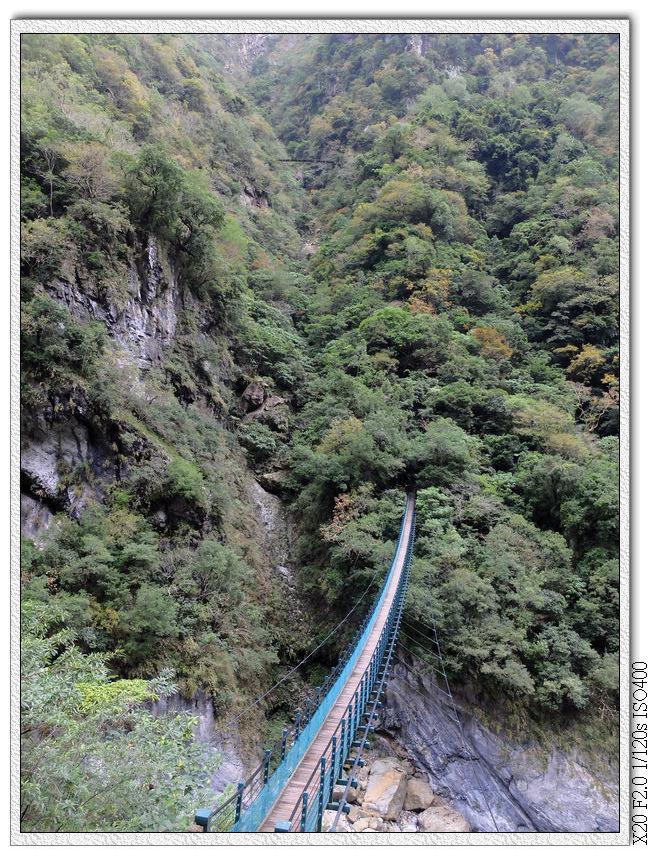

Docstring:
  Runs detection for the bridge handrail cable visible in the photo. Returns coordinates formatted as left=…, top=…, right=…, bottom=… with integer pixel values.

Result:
left=279, top=501, right=416, bottom=832
left=197, top=494, right=414, bottom=832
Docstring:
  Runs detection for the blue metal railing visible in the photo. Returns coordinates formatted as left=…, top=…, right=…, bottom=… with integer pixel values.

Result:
left=195, top=492, right=415, bottom=833
left=278, top=500, right=416, bottom=832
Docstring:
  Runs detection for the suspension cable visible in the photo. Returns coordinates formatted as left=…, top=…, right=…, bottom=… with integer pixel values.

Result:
left=208, top=569, right=383, bottom=742
left=397, top=584, right=539, bottom=836
left=394, top=567, right=511, bottom=834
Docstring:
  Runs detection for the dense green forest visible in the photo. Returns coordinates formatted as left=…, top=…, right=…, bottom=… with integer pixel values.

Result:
left=20, top=32, right=620, bottom=830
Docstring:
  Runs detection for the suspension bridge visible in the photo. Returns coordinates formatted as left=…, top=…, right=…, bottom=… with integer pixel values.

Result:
left=195, top=491, right=416, bottom=833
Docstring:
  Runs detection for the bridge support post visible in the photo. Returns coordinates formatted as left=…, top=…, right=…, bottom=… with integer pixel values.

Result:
left=263, top=749, right=271, bottom=785
left=300, top=791, right=309, bottom=832
left=235, top=781, right=245, bottom=823
left=281, top=728, right=288, bottom=762
left=194, top=807, right=212, bottom=832
left=317, top=756, right=326, bottom=832
left=337, top=727, right=345, bottom=777
left=329, top=735, right=337, bottom=805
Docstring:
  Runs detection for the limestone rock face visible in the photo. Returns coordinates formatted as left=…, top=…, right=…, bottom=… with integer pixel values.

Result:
left=21, top=236, right=190, bottom=533
left=150, top=688, right=247, bottom=796
left=21, top=418, right=92, bottom=501
left=361, top=757, right=408, bottom=822
left=378, top=653, right=620, bottom=832
left=50, top=237, right=180, bottom=370
left=20, top=394, right=121, bottom=533
left=417, top=799, right=471, bottom=832
left=20, top=494, right=54, bottom=539
left=404, top=776, right=435, bottom=811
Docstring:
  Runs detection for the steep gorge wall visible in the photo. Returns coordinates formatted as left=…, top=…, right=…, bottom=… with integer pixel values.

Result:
left=154, top=478, right=308, bottom=801
left=378, top=652, right=619, bottom=832
left=21, top=236, right=208, bottom=535
left=48, top=237, right=181, bottom=370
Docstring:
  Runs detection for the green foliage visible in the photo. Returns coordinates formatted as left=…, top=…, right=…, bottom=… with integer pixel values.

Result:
left=76, top=677, right=153, bottom=711
left=21, top=218, right=72, bottom=283
left=125, top=145, right=224, bottom=245
left=165, top=457, right=208, bottom=509
left=20, top=32, right=619, bottom=758
left=238, top=419, right=283, bottom=462
left=412, top=418, right=480, bottom=487
left=121, top=584, right=181, bottom=663
left=21, top=294, right=107, bottom=398
left=236, top=299, right=310, bottom=391
left=20, top=600, right=220, bottom=832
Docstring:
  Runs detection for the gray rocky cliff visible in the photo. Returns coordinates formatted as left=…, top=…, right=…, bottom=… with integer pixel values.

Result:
left=21, top=237, right=185, bottom=536
left=377, top=651, right=619, bottom=833
left=249, top=478, right=295, bottom=586
left=20, top=394, right=122, bottom=533
left=49, top=236, right=181, bottom=370
left=151, top=688, right=246, bottom=796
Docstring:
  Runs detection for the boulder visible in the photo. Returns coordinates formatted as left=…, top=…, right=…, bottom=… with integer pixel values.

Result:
left=320, top=810, right=352, bottom=832
left=417, top=799, right=471, bottom=832
left=258, top=470, right=290, bottom=495
left=404, top=777, right=435, bottom=811
left=361, top=757, right=408, bottom=822
left=240, top=380, right=267, bottom=412
left=370, top=734, right=394, bottom=758
left=333, top=781, right=360, bottom=805
left=348, top=806, right=372, bottom=823
left=353, top=816, right=382, bottom=832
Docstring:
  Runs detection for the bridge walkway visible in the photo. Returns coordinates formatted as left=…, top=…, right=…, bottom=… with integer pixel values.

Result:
left=258, top=493, right=416, bottom=831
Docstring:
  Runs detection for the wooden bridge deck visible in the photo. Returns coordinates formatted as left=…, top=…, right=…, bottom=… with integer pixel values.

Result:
left=258, top=496, right=415, bottom=832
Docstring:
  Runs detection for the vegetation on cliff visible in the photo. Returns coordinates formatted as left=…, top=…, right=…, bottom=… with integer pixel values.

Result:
left=20, top=31, right=620, bottom=827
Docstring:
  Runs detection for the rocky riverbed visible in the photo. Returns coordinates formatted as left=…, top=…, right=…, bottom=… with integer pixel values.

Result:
left=372, top=651, right=619, bottom=833
left=323, top=743, right=470, bottom=833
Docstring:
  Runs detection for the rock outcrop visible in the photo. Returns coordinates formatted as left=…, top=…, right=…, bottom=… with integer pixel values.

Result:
left=240, top=379, right=290, bottom=432
left=151, top=688, right=246, bottom=796
left=20, top=394, right=121, bottom=533
left=49, top=237, right=181, bottom=370
left=377, top=651, right=619, bottom=833
left=327, top=749, right=469, bottom=833
left=362, top=757, right=408, bottom=821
